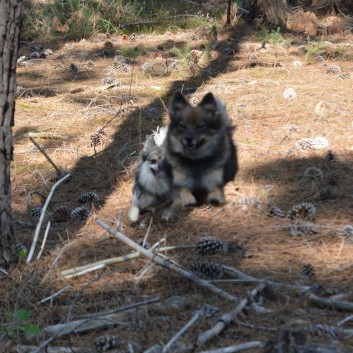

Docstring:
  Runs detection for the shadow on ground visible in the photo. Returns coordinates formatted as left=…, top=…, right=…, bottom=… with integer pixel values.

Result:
left=14, top=23, right=248, bottom=241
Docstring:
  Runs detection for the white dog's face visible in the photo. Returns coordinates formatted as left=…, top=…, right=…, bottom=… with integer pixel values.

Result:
left=138, top=146, right=171, bottom=195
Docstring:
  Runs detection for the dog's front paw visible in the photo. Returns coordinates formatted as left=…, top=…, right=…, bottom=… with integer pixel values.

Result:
left=178, top=187, right=197, bottom=207
left=128, top=206, right=140, bottom=223
left=207, top=187, right=225, bottom=205
left=161, top=208, right=174, bottom=221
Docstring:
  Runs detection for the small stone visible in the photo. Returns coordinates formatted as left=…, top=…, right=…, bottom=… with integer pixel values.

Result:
left=283, top=88, right=297, bottom=99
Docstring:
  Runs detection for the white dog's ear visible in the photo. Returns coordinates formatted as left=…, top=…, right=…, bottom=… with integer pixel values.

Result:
left=169, top=92, right=189, bottom=121
left=140, top=135, right=155, bottom=160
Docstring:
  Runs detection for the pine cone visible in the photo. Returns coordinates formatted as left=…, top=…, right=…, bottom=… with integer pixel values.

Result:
left=326, top=65, right=341, bottom=74
left=338, top=73, right=351, bottom=80
left=290, top=221, right=316, bottom=237
left=190, top=261, right=224, bottom=279
left=196, top=236, right=228, bottom=255
left=287, top=203, right=316, bottom=221
left=70, top=207, right=89, bottom=221
left=296, top=44, right=307, bottom=54
left=94, top=334, right=123, bottom=353
left=29, top=206, right=43, bottom=218
left=266, top=204, right=285, bottom=218
left=299, top=263, right=316, bottom=280
left=69, top=63, right=79, bottom=74
left=315, top=55, right=325, bottom=63
left=339, top=225, right=353, bottom=242
left=295, top=138, right=314, bottom=150
left=90, top=129, right=108, bottom=148
left=102, top=76, right=116, bottom=85
left=77, top=191, right=99, bottom=204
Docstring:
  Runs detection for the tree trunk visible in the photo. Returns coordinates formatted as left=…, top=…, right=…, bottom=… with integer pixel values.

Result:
left=250, top=0, right=289, bottom=28
left=0, top=0, right=22, bottom=268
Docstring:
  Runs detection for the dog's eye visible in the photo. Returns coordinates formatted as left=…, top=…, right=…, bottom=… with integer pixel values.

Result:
left=178, top=122, right=187, bottom=131
left=197, top=122, right=207, bottom=132
left=149, top=157, right=158, bottom=164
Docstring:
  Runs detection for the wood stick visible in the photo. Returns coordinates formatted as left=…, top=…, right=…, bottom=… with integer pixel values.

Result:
left=97, top=219, right=239, bottom=303
left=74, top=297, right=160, bottom=320
left=17, top=343, right=78, bottom=353
left=27, top=173, right=71, bottom=263
left=44, top=296, right=174, bottom=336
left=199, top=341, right=264, bottom=353
left=29, top=137, right=62, bottom=176
left=162, top=307, right=204, bottom=353
left=36, top=221, right=51, bottom=260
left=37, top=286, right=69, bottom=305
left=197, top=283, right=266, bottom=347
left=307, top=293, right=353, bottom=312
left=223, top=266, right=353, bottom=312
left=60, top=245, right=192, bottom=277
left=63, top=264, right=106, bottom=279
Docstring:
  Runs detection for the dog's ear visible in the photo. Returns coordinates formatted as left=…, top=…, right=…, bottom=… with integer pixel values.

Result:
left=141, top=135, right=155, bottom=160
left=199, top=92, right=217, bottom=111
left=169, top=92, right=189, bottom=121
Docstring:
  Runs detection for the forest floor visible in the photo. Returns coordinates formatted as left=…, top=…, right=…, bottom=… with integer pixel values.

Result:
left=2, top=22, right=353, bottom=352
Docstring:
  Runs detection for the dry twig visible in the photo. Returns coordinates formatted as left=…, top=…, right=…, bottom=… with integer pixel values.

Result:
left=27, top=173, right=71, bottom=263
left=162, top=307, right=204, bottom=353
left=199, top=341, right=265, bottom=353
left=60, top=244, right=192, bottom=278
left=36, top=221, right=51, bottom=259
left=37, top=286, right=69, bottom=305
left=29, top=136, right=62, bottom=176
left=197, top=283, right=266, bottom=347
left=223, top=266, right=353, bottom=312
left=97, top=219, right=239, bottom=303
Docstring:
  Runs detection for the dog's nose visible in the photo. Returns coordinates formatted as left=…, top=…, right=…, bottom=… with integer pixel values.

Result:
left=183, top=133, right=196, bottom=147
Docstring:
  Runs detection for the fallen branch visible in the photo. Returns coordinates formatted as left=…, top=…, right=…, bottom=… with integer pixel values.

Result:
left=73, top=297, right=160, bottom=320
left=29, top=137, right=62, bottom=177
left=97, top=219, right=239, bottom=303
left=37, top=286, right=69, bottom=305
left=27, top=173, right=71, bottom=263
left=36, top=221, right=51, bottom=260
left=307, top=293, right=353, bottom=312
left=60, top=245, right=193, bottom=278
left=16, top=345, right=80, bottom=353
left=43, top=297, right=160, bottom=336
left=197, top=283, right=266, bottom=347
left=162, top=307, right=204, bottom=353
left=199, top=341, right=264, bottom=353
left=223, top=266, right=353, bottom=312
left=63, top=264, right=106, bottom=279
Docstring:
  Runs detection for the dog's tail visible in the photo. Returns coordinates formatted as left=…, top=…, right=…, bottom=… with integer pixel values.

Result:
left=152, top=126, right=168, bottom=147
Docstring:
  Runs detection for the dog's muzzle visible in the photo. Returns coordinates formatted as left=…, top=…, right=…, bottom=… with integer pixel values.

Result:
left=183, top=134, right=197, bottom=150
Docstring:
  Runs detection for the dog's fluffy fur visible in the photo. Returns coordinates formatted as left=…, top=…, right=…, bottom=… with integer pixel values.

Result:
left=128, top=127, right=172, bottom=223
left=162, top=92, right=237, bottom=219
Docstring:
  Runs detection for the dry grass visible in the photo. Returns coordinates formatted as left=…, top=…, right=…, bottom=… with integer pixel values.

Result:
left=2, top=24, right=353, bottom=351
